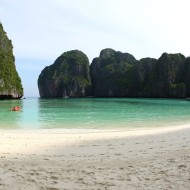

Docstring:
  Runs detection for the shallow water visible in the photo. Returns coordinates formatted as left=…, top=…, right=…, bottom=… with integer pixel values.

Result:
left=0, top=98, right=190, bottom=129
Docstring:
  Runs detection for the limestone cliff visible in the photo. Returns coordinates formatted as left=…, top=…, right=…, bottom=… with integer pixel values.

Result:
left=90, top=50, right=186, bottom=98
left=38, top=48, right=190, bottom=98
left=147, top=53, right=186, bottom=98
left=90, top=48, right=137, bottom=97
left=0, top=22, right=23, bottom=99
left=38, top=50, right=91, bottom=98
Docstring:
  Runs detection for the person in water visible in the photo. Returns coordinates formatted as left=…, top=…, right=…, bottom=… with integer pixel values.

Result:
left=11, top=106, right=21, bottom=111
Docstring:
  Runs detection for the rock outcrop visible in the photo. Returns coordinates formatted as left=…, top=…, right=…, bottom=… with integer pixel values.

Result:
left=129, top=57, right=157, bottom=97
left=90, top=50, right=187, bottom=98
left=178, top=57, right=190, bottom=97
left=147, top=53, right=186, bottom=98
left=90, top=48, right=137, bottom=97
left=0, top=22, right=23, bottom=99
left=38, top=48, right=190, bottom=98
left=38, top=50, right=91, bottom=98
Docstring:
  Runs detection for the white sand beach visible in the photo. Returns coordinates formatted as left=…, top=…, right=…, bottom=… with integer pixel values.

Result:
left=0, top=125, right=190, bottom=190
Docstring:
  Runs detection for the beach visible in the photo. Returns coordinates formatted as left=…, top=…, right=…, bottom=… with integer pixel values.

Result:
left=0, top=125, right=190, bottom=190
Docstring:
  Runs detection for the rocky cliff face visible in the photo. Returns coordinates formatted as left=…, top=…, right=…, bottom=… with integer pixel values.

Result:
left=147, top=53, right=186, bottom=98
left=38, top=48, right=190, bottom=98
left=178, top=57, right=190, bottom=97
left=90, top=48, right=137, bottom=97
left=0, top=22, right=23, bottom=99
left=90, top=50, right=187, bottom=98
left=38, top=50, right=91, bottom=98
left=129, top=57, right=157, bottom=97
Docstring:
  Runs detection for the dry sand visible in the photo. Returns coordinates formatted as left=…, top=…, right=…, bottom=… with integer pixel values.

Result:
left=0, top=125, right=190, bottom=190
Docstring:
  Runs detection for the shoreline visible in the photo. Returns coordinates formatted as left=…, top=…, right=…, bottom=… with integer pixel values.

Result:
left=0, top=124, right=190, bottom=189
left=1, top=122, right=190, bottom=135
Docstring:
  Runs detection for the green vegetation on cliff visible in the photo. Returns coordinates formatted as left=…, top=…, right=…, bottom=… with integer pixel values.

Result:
left=90, top=49, right=189, bottom=98
left=90, top=48, right=136, bottom=97
left=38, top=48, right=190, bottom=99
left=38, top=50, right=91, bottom=98
left=0, top=22, right=23, bottom=99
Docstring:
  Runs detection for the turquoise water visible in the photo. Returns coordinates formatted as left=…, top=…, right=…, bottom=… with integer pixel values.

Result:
left=0, top=98, right=190, bottom=129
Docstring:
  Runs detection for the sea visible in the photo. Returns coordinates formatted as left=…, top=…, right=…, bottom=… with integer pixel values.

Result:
left=0, top=98, right=190, bottom=130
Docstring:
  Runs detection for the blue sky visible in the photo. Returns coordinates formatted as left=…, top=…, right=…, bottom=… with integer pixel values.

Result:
left=0, top=0, right=190, bottom=97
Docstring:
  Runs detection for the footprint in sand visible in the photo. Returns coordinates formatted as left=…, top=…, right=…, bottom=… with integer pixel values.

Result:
left=51, top=176, right=59, bottom=180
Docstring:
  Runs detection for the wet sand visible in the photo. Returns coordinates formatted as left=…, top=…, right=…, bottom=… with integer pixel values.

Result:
left=0, top=125, right=190, bottom=190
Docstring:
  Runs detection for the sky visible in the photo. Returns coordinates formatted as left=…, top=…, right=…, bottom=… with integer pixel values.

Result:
left=0, top=0, right=190, bottom=97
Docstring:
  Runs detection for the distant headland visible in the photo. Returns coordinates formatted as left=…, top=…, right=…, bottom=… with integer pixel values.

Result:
left=38, top=49, right=190, bottom=98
